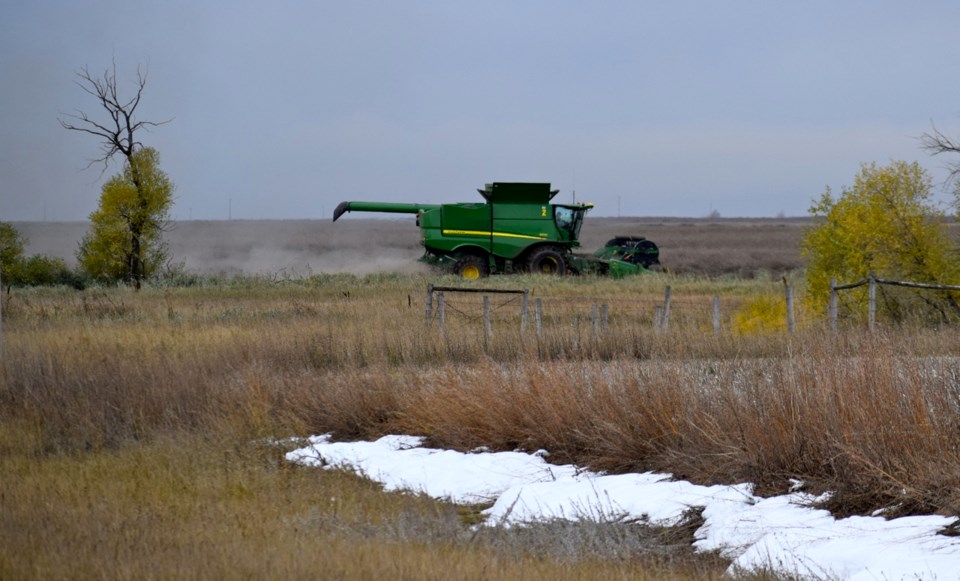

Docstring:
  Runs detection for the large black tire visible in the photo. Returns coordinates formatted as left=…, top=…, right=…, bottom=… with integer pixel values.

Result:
left=454, top=254, right=490, bottom=280
left=632, top=240, right=660, bottom=268
left=526, top=247, right=567, bottom=275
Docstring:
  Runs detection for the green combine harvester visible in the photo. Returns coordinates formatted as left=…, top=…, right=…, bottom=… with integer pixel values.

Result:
left=332, top=182, right=659, bottom=279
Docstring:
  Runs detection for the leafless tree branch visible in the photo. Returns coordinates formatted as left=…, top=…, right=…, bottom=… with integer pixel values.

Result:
left=920, top=123, right=960, bottom=185
left=58, top=61, right=172, bottom=173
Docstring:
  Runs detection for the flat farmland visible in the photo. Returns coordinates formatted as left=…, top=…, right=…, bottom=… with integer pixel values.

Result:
left=13, top=216, right=811, bottom=277
left=6, top=216, right=960, bottom=579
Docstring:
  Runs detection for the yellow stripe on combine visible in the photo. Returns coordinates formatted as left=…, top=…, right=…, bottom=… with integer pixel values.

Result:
left=496, top=231, right=550, bottom=240
left=442, top=229, right=547, bottom=241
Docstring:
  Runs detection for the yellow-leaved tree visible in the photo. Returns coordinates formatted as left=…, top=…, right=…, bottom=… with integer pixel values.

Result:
left=78, top=147, right=173, bottom=284
left=60, top=63, right=172, bottom=289
left=802, top=161, right=959, bottom=323
left=0, top=223, right=25, bottom=282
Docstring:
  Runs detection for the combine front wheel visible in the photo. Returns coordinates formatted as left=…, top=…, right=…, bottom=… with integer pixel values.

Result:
left=454, top=254, right=489, bottom=280
left=527, top=247, right=567, bottom=275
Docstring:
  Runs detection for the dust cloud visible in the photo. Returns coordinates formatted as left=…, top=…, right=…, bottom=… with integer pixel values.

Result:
left=13, top=219, right=430, bottom=276
left=163, top=219, right=430, bottom=276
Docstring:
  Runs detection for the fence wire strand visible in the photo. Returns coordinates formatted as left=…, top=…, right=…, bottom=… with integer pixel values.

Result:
left=426, top=278, right=960, bottom=334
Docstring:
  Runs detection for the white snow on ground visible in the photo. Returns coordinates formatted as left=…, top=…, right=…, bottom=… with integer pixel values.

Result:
left=286, top=434, right=960, bottom=580
left=288, top=434, right=578, bottom=504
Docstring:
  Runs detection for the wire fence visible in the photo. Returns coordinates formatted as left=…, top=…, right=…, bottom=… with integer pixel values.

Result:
left=830, top=274, right=960, bottom=331
left=422, top=276, right=960, bottom=339
left=422, top=283, right=803, bottom=338
left=4, top=276, right=947, bottom=359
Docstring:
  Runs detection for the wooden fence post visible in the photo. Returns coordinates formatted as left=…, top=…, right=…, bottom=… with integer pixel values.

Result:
left=437, top=292, right=445, bottom=334
left=591, top=303, right=599, bottom=336
left=483, top=295, right=492, bottom=342
left=534, top=298, right=543, bottom=337
left=520, top=290, right=529, bottom=335
left=601, top=304, right=608, bottom=333
left=712, top=296, right=721, bottom=334
left=663, top=286, right=672, bottom=332
left=868, top=273, right=876, bottom=332
left=785, top=285, right=795, bottom=333
left=425, top=284, right=433, bottom=324
left=829, top=278, right=837, bottom=333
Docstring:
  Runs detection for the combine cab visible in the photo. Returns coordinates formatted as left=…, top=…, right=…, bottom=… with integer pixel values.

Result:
left=332, top=182, right=659, bottom=278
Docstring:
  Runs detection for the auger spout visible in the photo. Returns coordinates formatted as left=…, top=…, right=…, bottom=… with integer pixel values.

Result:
left=332, top=201, right=441, bottom=222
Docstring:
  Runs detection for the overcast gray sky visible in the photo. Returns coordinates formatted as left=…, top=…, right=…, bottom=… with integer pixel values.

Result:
left=2, top=1, right=960, bottom=221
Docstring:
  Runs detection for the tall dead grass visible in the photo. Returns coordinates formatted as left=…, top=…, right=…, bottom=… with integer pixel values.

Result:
left=388, top=339, right=960, bottom=516
left=3, top=277, right=960, bottom=520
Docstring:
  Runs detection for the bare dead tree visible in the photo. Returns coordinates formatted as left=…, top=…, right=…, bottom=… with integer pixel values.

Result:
left=60, top=62, right=172, bottom=289
left=59, top=62, right=171, bottom=171
left=920, top=124, right=960, bottom=186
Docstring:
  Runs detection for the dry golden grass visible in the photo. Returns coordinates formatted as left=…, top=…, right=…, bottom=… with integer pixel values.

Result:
left=3, top=273, right=960, bottom=578
left=2, top=434, right=734, bottom=580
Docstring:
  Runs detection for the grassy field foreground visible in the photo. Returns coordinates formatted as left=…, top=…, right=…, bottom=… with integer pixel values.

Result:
left=3, top=434, right=735, bottom=579
left=3, top=272, right=960, bottom=578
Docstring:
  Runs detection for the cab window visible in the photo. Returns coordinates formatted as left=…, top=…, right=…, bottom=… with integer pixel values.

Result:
left=555, top=207, right=574, bottom=230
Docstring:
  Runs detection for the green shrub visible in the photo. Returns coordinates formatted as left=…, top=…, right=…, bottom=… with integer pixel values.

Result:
left=0, top=222, right=26, bottom=284
left=15, top=255, right=86, bottom=289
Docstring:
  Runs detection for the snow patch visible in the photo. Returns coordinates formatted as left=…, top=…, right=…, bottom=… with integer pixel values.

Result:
left=286, top=435, right=960, bottom=580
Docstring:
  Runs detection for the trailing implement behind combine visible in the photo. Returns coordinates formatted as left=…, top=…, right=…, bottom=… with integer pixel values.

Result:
left=332, top=182, right=659, bottom=279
